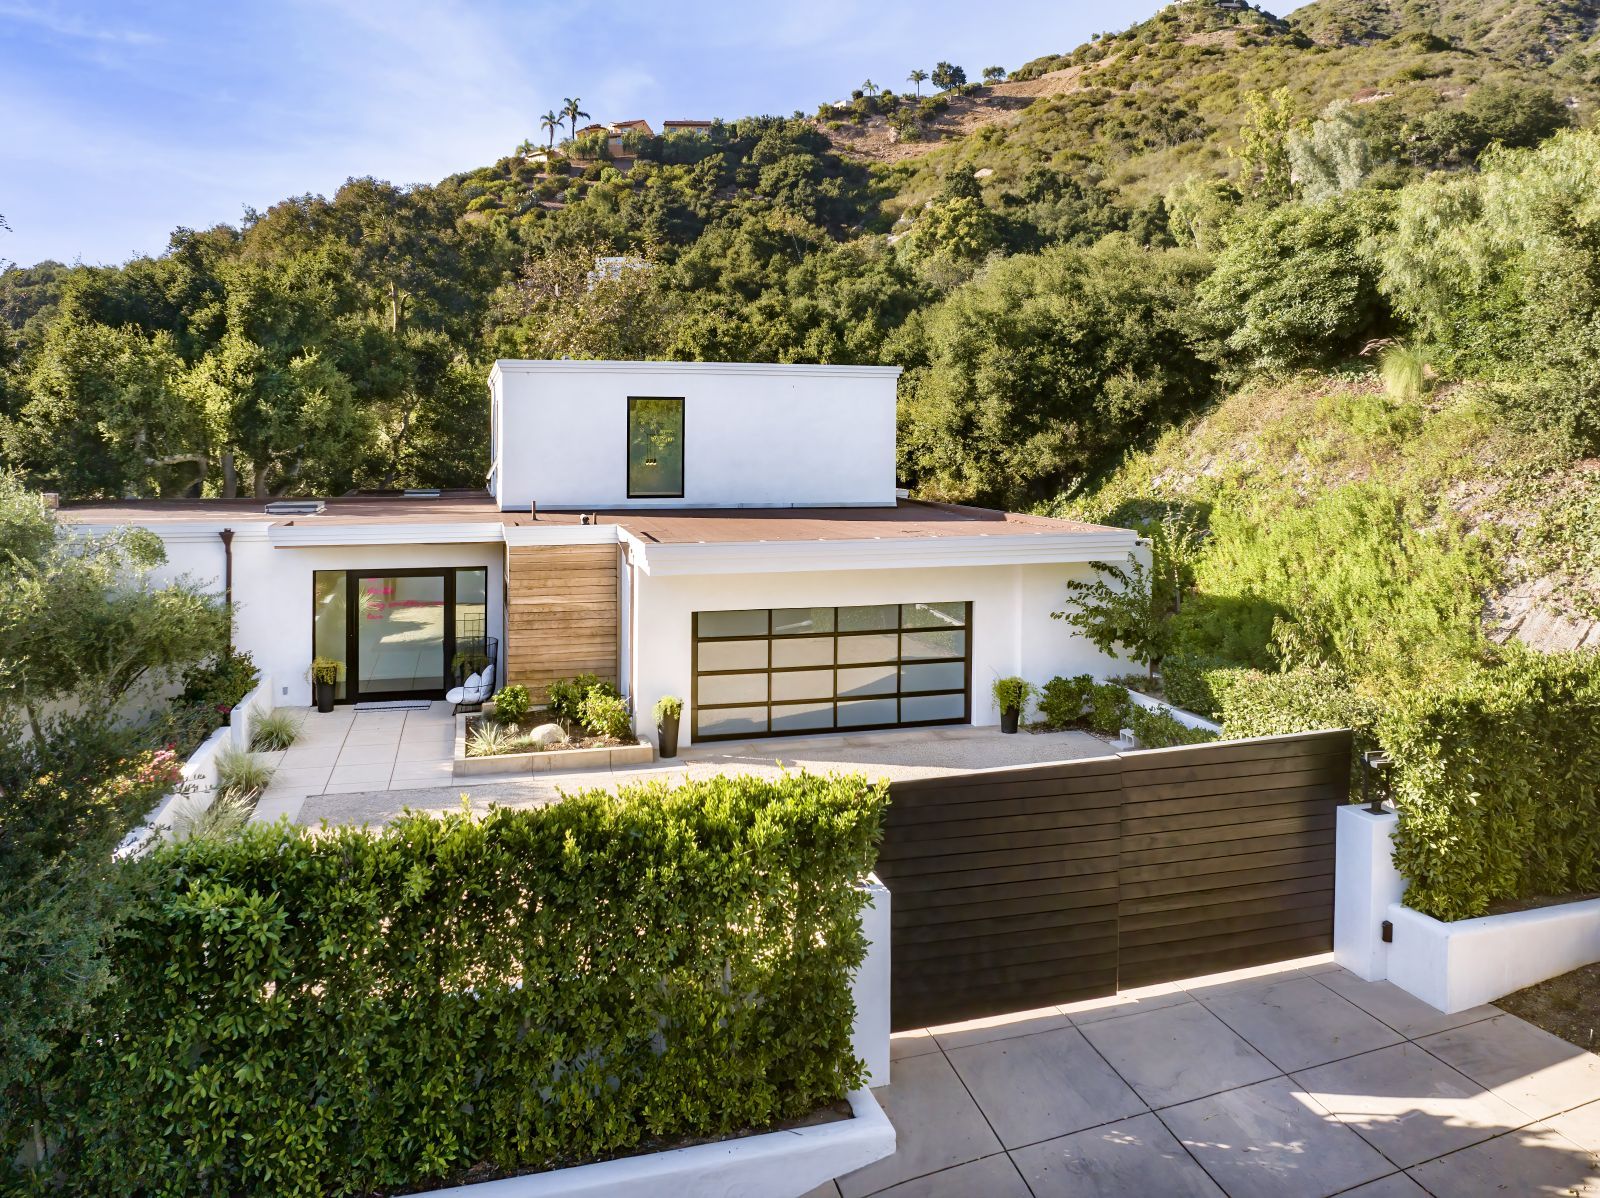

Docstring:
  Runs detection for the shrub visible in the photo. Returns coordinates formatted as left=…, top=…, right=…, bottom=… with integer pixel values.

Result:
left=1087, top=684, right=1132, bottom=735
left=1126, top=705, right=1217, bottom=749
left=21, top=774, right=886, bottom=1193
left=579, top=690, right=633, bottom=741
left=547, top=673, right=617, bottom=724
left=1159, top=652, right=1230, bottom=719
left=1211, top=665, right=1379, bottom=741
left=250, top=709, right=299, bottom=752
left=492, top=684, right=531, bottom=724
left=178, top=648, right=260, bottom=718
left=1385, top=651, right=1600, bottom=921
left=1038, top=674, right=1094, bottom=728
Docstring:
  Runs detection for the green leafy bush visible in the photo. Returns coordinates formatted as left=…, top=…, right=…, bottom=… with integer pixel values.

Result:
left=653, top=695, right=683, bottom=723
left=1159, top=652, right=1230, bottom=719
left=1126, top=705, right=1218, bottom=748
left=579, top=690, right=633, bottom=741
left=990, top=676, right=1035, bottom=713
left=178, top=648, right=260, bottom=717
left=547, top=673, right=618, bottom=724
left=1038, top=674, right=1094, bottom=728
left=1087, top=684, right=1133, bottom=735
left=19, top=775, right=885, bottom=1193
left=1211, top=665, right=1379, bottom=741
left=492, top=683, right=531, bottom=724
left=1386, top=651, right=1600, bottom=921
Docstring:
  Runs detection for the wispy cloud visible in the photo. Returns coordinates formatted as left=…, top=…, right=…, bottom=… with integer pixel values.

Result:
left=0, top=0, right=158, bottom=45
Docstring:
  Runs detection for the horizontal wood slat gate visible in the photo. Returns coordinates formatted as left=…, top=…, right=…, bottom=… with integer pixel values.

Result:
left=875, top=730, right=1352, bottom=1031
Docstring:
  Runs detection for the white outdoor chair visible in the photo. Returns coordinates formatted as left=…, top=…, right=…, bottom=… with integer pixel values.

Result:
left=447, top=663, right=495, bottom=714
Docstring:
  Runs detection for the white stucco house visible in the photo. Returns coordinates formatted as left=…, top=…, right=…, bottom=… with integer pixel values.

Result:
left=61, top=360, right=1141, bottom=748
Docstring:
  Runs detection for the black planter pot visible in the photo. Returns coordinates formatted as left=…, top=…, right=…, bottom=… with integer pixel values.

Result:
left=657, top=712, right=681, bottom=758
left=314, top=678, right=335, bottom=713
left=1000, top=706, right=1020, bottom=734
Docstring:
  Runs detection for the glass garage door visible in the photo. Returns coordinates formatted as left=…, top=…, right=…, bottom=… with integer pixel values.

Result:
left=692, top=602, right=971, bottom=741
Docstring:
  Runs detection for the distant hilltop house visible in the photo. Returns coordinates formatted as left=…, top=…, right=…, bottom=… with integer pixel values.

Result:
left=586, top=255, right=651, bottom=288
left=525, top=118, right=714, bottom=173
left=662, top=120, right=715, bottom=135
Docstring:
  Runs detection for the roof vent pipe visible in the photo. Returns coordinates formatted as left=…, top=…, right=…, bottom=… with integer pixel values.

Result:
left=580, top=513, right=594, bottom=526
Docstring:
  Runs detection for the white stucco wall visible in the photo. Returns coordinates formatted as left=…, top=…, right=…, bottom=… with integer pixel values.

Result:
left=490, top=361, right=900, bottom=510
left=628, top=560, right=1124, bottom=748
left=128, top=525, right=506, bottom=708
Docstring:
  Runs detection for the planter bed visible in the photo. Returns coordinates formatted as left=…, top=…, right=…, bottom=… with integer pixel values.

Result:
left=453, top=712, right=654, bottom=778
left=405, top=1088, right=892, bottom=1198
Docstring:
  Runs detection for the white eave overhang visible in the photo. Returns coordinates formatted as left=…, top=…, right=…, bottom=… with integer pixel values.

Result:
left=623, top=529, right=1141, bottom=576
left=268, top=521, right=507, bottom=548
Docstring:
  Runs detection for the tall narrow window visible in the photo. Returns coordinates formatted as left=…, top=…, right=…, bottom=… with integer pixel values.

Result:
left=628, top=397, right=684, bottom=498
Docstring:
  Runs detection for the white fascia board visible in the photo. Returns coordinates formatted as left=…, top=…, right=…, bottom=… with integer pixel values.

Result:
left=501, top=524, right=624, bottom=548
left=64, top=520, right=272, bottom=545
left=268, top=522, right=507, bottom=548
left=489, top=359, right=902, bottom=383
left=631, top=531, right=1140, bottom=576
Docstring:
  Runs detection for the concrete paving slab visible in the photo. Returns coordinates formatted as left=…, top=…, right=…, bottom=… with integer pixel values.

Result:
left=1310, top=968, right=1498, bottom=1040
left=1009, top=1111, right=1223, bottom=1198
left=856, top=1153, right=1029, bottom=1198
left=890, top=1030, right=939, bottom=1061
left=334, top=741, right=399, bottom=766
left=945, top=1026, right=1146, bottom=1149
left=1406, top=1123, right=1600, bottom=1197
left=1201, top=975, right=1404, bottom=1072
left=280, top=744, right=342, bottom=769
left=1062, top=981, right=1193, bottom=1027
left=1543, top=1098, right=1600, bottom=1153
left=1417, top=1014, right=1600, bottom=1121
left=1160, top=1075, right=1393, bottom=1198
left=1334, top=1173, right=1430, bottom=1197
left=1078, top=1000, right=1278, bottom=1109
left=928, top=1005, right=1070, bottom=1051
left=836, top=1054, right=1001, bottom=1198
left=1292, top=1042, right=1530, bottom=1168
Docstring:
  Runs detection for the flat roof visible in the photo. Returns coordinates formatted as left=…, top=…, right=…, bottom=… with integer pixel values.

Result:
left=58, top=495, right=1122, bottom=542
left=489, top=359, right=902, bottom=379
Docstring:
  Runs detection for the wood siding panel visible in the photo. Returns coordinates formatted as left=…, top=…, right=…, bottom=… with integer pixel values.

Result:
left=505, top=545, right=619, bottom=694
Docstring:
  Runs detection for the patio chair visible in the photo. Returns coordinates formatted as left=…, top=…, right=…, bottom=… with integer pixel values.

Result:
left=447, top=663, right=495, bottom=715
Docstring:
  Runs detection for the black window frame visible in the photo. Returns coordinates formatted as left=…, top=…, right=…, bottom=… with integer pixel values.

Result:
left=691, top=602, right=972, bottom=742
left=626, top=396, right=685, bottom=499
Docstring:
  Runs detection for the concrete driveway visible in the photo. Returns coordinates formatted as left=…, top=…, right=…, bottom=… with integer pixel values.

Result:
left=817, top=955, right=1600, bottom=1198
left=260, top=718, right=1112, bottom=828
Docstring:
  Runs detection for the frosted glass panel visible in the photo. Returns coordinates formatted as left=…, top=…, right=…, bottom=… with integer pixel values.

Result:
left=697, top=640, right=768, bottom=672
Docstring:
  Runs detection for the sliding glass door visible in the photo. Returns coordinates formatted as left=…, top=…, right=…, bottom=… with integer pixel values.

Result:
left=312, top=567, right=489, bottom=703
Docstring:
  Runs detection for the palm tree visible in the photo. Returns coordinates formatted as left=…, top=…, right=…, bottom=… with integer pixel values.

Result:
left=862, top=79, right=879, bottom=97
left=907, top=69, right=928, bottom=98
left=540, top=109, right=561, bottom=149
left=562, top=97, right=589, bottom=141
left=515, top=138, right=536, bottom=158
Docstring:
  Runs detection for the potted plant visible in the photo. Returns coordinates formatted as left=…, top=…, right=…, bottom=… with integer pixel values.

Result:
left=654, top=695, right=683, bottom=758
left=991, top=676, right=1035, bottom=734
left=310, top=657, right=340, bottom=713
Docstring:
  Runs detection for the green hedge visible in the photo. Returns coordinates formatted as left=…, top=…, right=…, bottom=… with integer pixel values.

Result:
left=1126, top=704, right=1218, bottom=749
left=17, top=773, right=885, bottom=1194
left=1211, top=664, right=1380, bottom=742
left=1386, top=652, right=1600, bottom=921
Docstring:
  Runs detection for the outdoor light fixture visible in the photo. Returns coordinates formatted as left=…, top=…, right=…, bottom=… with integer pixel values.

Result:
left=1359, top=749, right=1392, bottom=814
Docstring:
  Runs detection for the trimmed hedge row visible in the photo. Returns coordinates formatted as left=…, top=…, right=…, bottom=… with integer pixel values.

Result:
left=16, top=773, right=885, bottom=1195
left=1212, top=653, right=1600, bottom=921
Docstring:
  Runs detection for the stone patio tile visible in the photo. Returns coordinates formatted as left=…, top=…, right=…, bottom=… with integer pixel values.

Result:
left=1078, top=999, right=1278, bottom=1109
left=1418, top=1014, right=1600, bottom=1121
left=280, top=744, right=342, bottom=769
left=836, top=1053, right=1002, bottom=1198
left=1311, top=968, right=1498, bottom=1039
left=890, top=1029, right=939, bottom=1061
left=1407, top=1123, right=1600, bottom=1197
left=343, top=723, right=407, bottom=746
left=1543, top=1098, right=1600, bottom=1152
left=254, top=749, right=287, bottom=768
left=1201, top=975, right=1404, bottom=1072
left=797, top=1183, right=840, bottom=1198
left=390, top=760, right=453, bottom=782
left=250, top=793, right=307, bottom=824
left=1160, top=1075, right=1393, bottom=1198
left=1062, top=981, right=1193, bottom=1027
left=929, top=1005, right=1070, bottom=1051
left=296, top=717, right=352, bottom=741
left=1292, top=1042, right=1530, bottom=1168
left=857, top=1153, right=1029, bottom=1198
left=397, top=736, right=456, bottom=761
left=328, top=762, right=392, bottom=786
left=1334, top=1173, right=1430, bottom=1197
left=1010, top=1111, right=1223, bottom=1198
left=1180, top=957, right=1324, bottom=999
left=335, top=741, right=400, bottom=766
left=945, top=1026, right=1146, bottom=1149
left=261, top=765, right=331, bottom=795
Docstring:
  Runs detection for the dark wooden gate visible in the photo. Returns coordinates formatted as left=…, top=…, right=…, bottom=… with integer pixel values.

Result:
left=875, top=730, right=1351, bottom=1030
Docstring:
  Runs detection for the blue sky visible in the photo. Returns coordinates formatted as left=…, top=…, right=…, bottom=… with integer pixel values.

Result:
left=2, top=0, right=1298, bottom=268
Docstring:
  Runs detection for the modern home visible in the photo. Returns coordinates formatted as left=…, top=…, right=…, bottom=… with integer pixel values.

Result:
left=661, top=120, right=715, bottom=136
left=60, top=361, right=1141, bottom=747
